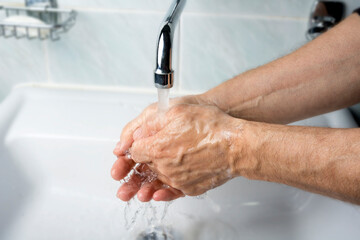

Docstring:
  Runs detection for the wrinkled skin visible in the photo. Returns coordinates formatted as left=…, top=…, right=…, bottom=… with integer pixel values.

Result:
left=130, top=104, right=244, bottom=196
left=112, top=99, right=246, bottom=201
left=112, top=95, right=208, bottom=202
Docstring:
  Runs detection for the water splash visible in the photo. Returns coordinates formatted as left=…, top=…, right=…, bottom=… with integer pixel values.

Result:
left=124, top=199, right=143, bottom=230
left=124, top=199, right=173, bottom=233
left=123, top=88, right=174, bottom=237
left=120, top=159, right=172, bottom=232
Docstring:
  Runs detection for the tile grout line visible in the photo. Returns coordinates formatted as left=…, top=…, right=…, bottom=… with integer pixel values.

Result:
left=182, top=12, right=308, bottom=22
left=42, top=41, right=53, bottom=83
left=14, top=82, right=203, bottom=95
left=1, top=3, right=309, bottom=21
left=61, top=6, right=166, bottom=15
left=58, top=6, right=307, bottom=22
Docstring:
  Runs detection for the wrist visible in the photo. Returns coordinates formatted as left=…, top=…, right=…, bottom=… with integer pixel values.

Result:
left=226, top=118, right=263, bottom=180
left=197, top=91, right=228, bottom=110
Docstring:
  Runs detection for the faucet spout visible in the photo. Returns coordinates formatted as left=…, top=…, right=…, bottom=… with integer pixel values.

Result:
left=154, top=0, right=187, bottom=89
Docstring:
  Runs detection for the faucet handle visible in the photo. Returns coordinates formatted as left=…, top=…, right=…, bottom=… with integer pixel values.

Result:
left=307, top=1, right=345, bottom=40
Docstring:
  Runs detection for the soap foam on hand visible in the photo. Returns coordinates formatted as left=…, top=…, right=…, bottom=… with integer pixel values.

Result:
left=2, top=15, right=49, bottom=38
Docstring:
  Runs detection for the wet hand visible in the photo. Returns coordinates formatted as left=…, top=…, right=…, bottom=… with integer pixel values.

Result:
left=113, top=95, right=202, bottom=157
left=112, top=95, right=203, bottom=202
left=130, top=104, right=245, bottom=197
left=111, top=161, right=184, bottom=202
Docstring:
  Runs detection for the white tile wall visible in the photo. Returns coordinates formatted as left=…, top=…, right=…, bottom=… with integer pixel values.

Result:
left=47, top=11, right=163, bottom=88
left=0, top=39, right=47, bottom=100
left=3, top=0, right=314, bottom=17
left=180, top=14, right=307, bottom=91
left=1, top=0, right=357, bottom=102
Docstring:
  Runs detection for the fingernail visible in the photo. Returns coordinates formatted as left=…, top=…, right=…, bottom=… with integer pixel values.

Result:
left=137, top=192, right=146, bottom=202
left=111, top=168, right=117, bottom=178
left=115, top=142, right=121, bottom=150
left=119, top=142, right=125, bottom=152
left=133, top=127, right=142, bottom=140
left=116, top=191, right=121, bottom=199
left=153, top=192, right=161, bottom=201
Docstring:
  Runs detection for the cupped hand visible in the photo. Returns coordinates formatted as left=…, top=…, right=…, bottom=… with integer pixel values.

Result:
left=111, top=160, right=184, bottom=202
left=130, top=104, right=245, bottom=197
left=112, top=95, right=205, bottom=202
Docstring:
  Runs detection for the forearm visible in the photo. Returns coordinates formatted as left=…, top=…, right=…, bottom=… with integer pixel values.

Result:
left=199, top=14, right=360, bottom=124
left=236, top=121, right=360, bottom=204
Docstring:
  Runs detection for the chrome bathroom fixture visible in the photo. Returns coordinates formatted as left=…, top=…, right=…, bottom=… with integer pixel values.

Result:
left=25, top=0, right=58, bottom=8
left=25, top=0, right=59, bottom=24
left=307, top=1, right=345, bottom=40
left=0, top=0, right=76, bottom=41
left=154, top=0, right=187, bottom=89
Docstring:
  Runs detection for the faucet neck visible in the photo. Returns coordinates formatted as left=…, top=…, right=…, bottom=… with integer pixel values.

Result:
left=154, top=0, right=187, bottom=89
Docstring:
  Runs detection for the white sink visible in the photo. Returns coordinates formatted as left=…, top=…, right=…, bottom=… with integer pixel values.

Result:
left=1, top=86, right=359, bottom=240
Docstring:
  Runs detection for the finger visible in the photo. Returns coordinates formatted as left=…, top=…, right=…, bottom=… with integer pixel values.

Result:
left=111, top=156, right=135, bottom=181
left=114, top=118, right=142, bottom=156
left=137, top=180, right=164, bottom=202
left=113, top=141, right=122, bottom=156
left=116, top=172, right=142, bottom=201
left=153, top=187, right=185, bottom=202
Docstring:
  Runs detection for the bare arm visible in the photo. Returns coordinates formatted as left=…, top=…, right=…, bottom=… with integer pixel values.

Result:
left=198, top=14, right=360, bottom=124
left=128, top=104, right=360, bottom=205
left=238, top=121, right=360, bottom=205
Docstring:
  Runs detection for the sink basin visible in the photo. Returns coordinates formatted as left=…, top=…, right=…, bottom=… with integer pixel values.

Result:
left=1, top=86, right=359, bottom=240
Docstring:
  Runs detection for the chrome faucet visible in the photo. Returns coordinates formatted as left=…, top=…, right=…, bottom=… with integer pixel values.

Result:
left=154, top=0, right=187, bottom=89
left=307, top=1, right=344, bottom=40
left=25, top=0, right=58, bottom=7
